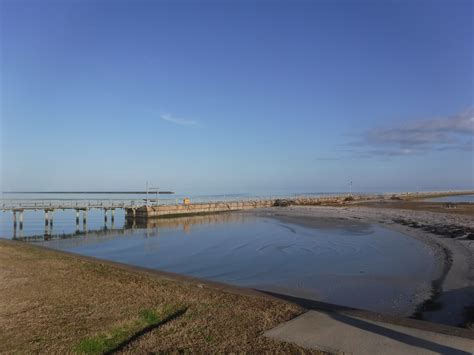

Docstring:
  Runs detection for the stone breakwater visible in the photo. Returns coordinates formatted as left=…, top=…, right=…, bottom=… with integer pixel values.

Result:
left=126, top=190, right=473, bottom=220
left=276, top=190, right=474, bottom=206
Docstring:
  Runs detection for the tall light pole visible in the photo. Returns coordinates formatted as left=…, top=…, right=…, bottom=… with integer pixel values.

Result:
left=350, top=180, right=353, bottom=196
left=146, top=181, right=149, bottom=206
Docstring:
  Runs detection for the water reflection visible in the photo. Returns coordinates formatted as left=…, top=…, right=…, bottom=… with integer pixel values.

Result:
left=132, top=213, right=251, bottom=232
left=14, top=212, right=250, bottom=242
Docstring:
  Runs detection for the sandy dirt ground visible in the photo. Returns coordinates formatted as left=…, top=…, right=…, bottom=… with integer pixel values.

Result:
left=0, top=240, right=319, bottom=354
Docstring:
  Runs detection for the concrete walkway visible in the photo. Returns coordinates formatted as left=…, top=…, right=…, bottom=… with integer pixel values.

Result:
left=265, top=311, right=474, bottom=354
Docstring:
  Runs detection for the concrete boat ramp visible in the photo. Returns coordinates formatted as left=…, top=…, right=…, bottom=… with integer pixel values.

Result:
left=265, top=310, right=474, bottom=354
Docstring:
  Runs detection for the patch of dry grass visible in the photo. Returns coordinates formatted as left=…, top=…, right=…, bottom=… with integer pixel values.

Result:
left=0, top=240, right=317, bottom=353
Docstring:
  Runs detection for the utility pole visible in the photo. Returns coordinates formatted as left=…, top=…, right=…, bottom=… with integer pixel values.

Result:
left=146, top=181, right=149, bottom=206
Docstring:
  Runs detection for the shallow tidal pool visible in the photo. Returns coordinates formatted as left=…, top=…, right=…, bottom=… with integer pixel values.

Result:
left=28, top=212, right=437, bottom=317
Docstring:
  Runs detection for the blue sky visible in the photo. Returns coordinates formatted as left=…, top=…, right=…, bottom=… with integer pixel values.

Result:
left=1, top=0, right=473, bottom=194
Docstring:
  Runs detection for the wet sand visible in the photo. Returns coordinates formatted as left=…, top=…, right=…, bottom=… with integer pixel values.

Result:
left=249, top=204, right=474, bottom=328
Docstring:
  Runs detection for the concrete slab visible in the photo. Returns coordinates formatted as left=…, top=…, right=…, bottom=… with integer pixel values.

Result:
left=264, top=311, right=474, bottom=354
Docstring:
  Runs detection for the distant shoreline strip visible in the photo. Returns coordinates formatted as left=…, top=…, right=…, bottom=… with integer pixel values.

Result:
left=2, top=191, right=175, bottom=194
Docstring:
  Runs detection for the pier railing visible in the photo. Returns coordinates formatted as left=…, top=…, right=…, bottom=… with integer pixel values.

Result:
left=0, top=199, right=140, bottom=211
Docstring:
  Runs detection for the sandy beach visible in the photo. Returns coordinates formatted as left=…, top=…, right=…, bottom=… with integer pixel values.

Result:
left=249, top=202, right=474, bottom=328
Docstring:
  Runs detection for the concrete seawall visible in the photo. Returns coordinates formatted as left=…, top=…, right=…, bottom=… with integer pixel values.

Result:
left=127, top=200, right=276, bottom=220
left=125, top=190, right=474, bottom=220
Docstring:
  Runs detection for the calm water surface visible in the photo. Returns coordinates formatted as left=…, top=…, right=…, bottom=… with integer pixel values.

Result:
left=422, top=194, right=474, bottom=203
left=15, top=212, right=437, bottom=316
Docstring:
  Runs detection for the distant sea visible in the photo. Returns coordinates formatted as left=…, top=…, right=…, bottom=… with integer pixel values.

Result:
left=422, top=194, right=474, bottom=203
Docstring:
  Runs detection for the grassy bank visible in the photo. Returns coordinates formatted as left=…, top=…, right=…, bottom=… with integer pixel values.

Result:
left=0, top=240, right=315, bottom=353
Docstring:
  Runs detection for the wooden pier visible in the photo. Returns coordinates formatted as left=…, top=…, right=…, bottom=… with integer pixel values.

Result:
left=2, top=190, right=473, bottom=237
left=1, top=200, right=135, bottom=238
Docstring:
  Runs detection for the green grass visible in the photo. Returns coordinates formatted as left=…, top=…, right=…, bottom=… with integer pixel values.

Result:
left=75, top=327, right=131, bottom=354
left=74, top=304, right=186, bottom=354
left=139, top=309, right=160, bottom=324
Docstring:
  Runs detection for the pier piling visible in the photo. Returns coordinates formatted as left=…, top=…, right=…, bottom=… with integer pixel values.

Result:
left=19, top=211, right=24, bottom=231
left=111, top=209, right=115, bottom=228
left=50, top=210, right=54, bottom=228
left=44, top=210, right=50, bottom=236
left=75, top=210, right=80, bottom=233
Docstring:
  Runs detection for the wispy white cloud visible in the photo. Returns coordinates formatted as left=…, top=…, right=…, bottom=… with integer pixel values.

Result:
left=316, top=108, right=473, bottom=160
left=361, top=108, right=473, bottom=150
left=160, top=113, right=198, bottom=126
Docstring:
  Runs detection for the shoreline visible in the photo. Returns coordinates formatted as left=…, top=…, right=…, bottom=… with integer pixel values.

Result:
left=2, top=206, right=474, bottom=353
left=248, top=205, right=473, bottom=328
left=4, top=200, right=472, bottom=328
